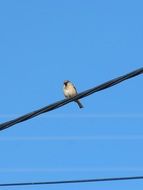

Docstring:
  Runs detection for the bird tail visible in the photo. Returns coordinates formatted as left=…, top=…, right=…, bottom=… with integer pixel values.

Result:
left=75, top=100, right=84, bottom=109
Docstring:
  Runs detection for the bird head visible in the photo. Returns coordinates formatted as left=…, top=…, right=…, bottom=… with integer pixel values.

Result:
left=64, top=80, right=70, bottom=85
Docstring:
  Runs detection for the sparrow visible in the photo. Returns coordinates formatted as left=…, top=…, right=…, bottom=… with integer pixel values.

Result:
left=63, top=80, right=84, bottom=108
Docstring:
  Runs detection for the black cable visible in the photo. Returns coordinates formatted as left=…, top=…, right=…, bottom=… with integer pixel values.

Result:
left=0, top=176, right=143, bottom=187
left=0, top=67, right=142, bottom=131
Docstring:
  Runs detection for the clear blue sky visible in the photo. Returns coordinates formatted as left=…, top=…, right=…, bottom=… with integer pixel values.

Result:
left=0, top=0, right=143, bottom=189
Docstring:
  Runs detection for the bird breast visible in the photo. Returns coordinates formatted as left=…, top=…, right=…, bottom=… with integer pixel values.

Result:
left=64, top=84, right=77, bottom=98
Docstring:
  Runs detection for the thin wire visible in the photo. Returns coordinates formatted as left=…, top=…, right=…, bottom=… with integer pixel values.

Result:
left=0, top=67, right=142, bottom=131
left=0, top=176, right=143, bottom=187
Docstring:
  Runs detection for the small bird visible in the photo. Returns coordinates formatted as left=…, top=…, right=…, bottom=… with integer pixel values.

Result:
left=63, top=80, right=84, bottom=108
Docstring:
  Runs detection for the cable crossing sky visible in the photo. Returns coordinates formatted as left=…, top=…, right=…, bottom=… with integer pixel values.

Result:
left=0, top=67, right=142, bottom=131
left=0, top=175, right=143, bottom=187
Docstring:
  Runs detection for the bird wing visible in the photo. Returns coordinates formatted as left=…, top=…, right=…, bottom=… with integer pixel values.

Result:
left=73, top=84, right=78, bottom=93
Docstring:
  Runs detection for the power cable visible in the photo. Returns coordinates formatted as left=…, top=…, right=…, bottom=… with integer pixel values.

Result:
left=0, top=67, right=142, bottom=131
left=0, top=175, right=143, bottom=187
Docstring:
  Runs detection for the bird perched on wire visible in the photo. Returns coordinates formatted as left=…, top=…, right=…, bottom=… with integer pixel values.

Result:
left=63, top=80, right=84, bottom=108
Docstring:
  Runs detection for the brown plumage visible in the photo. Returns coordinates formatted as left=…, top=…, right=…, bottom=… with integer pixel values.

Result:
left=63, top=80, right=84, bottom=109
